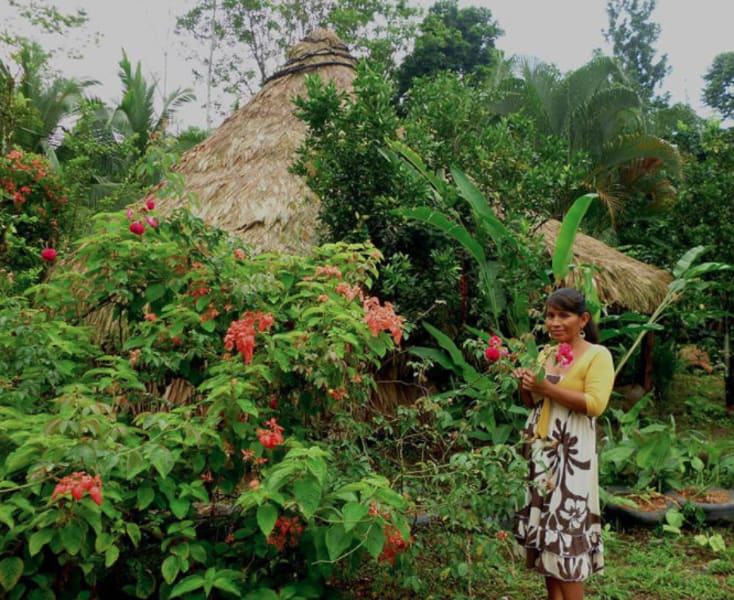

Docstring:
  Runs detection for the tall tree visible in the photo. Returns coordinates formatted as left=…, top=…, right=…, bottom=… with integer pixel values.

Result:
left=395, top=0, right=503, bottom=97
left=603, top=0, right=670, bottom=105
left=702, top=52, right=734, bottom=120
left=175, top=0, right=418, bottom=120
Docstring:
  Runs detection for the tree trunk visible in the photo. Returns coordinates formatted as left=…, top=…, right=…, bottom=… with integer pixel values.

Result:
left=641, top=330, right=655, bottom=393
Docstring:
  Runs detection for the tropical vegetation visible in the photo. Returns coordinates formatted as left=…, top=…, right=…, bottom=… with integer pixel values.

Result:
left=1, top=0, right=733, bottom=598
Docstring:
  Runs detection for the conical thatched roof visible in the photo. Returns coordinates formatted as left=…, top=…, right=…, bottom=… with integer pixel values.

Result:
left=538, top=219, right=671, bottom=314
left=160, top=29, right=357, bottom=254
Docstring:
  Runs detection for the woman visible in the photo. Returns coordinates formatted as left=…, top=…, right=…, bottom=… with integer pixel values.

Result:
left=512, top=288, right=614, bottom=600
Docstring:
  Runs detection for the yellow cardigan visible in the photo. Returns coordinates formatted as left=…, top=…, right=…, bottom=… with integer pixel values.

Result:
left=535, top=344, right=615, bottom=438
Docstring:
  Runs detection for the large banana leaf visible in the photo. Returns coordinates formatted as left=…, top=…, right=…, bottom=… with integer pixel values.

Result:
left=450, top=167, right=513, bottom=248
left=551, top=193, right=598, bottom=282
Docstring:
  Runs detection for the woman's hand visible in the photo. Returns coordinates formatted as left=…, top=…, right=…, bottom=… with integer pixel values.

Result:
left=518, top=370, right=549, bottom=394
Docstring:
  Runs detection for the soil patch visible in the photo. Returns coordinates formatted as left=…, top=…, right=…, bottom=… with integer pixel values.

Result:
left=677, top=487, right=731, bottom=504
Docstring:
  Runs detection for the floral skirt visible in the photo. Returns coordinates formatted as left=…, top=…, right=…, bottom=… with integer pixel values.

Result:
left=513, top=406, right=604, bottom=582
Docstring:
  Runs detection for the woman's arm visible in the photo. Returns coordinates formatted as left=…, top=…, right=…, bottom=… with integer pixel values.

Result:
left=519, top=371, right=587, bottom=413
left=519, top=348, right=615, bottom=416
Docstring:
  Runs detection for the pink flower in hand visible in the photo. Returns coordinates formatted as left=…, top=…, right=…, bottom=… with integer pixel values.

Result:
left=556, top=343, right=574, bottom=366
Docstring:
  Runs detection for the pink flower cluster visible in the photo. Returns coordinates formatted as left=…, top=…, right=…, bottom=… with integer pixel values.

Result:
left=126, top=197, right=159, bottom=235
left=484, top=334, right=509, bottom=362
left=51, top=471, right=103, bottom=506
left=555, top=342, right=574, bottom=366
left=223, top=311, right=275, bottom=364
left=257, top=418, right=284, bottom=449
left=363, top=296, right=404, bottom=344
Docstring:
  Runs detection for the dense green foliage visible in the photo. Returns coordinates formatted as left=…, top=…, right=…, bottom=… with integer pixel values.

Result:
left=395, top=0, right=503, bottom=97
left=703, top=52, right=734, bottom=120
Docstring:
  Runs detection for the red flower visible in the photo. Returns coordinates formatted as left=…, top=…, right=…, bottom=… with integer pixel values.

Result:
left=257, top=418, right=285, bottom=449
left=52, top=471, right=103, bottom=506
left=484, top=346, right=501, bottom=362
left=144, top=216, right=159, bottom=228
left=41, top=248, right=57, bottom=262
left=129, top=221, right=145, bottom=235
left=145, top=198, right=156, bottom=210
left=496, top=530, right=509, bottom=541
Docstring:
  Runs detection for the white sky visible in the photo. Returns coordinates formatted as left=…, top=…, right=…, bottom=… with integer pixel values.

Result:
left=2, top=0, right=733, bottom=130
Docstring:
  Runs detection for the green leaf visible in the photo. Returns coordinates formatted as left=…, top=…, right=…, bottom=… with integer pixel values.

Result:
left=59, top=524, right=83, bottom=556
left=126, top=450, right=147, bottom=479
left=137, top=485, right=155, bottom=509
left=135, top=568, right=156, bottom=598
left=450, top=167, right=511, bottom=246
left=145, top=283, right=167, bottom=302
left=552, top=193, right=597, bottom=281
left=161, top=555, right=180, bottom=585
left=213, top=577, right=241, bottom=595
left=150, top=446, right=175, bottom=478
left=0, top=505, right=15, bottom=529
left=422, top=322, right=463, bottom=365
left=169, top=575, right=204, bottom=598
left=169, top=498, right=191, bottom=519
left=256, top=504, right=278, bottom=537
left=396, top=207, right=487, bottom=269
left=409, top=346, right=457, bottom=373
left=105, top=544, right=120, bottom=567
left=342, top=502, right=369, bottom=532
left=0, top=557, right=23, bottom=591
left=364, top=523, right=385, bottom=560
left=28, top=529, right=54, bottom=556
left=293, top=476, right=322, bottom=519
left=201, top=319, right=217, bottom=333
left=126, top=522, right=141, bottom=547
left=325, top=524, right=351, bottom=561
left=672, top=246, right=707, bottom=278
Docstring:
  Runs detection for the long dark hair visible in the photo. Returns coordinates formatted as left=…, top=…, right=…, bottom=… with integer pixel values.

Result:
left=546, top=287, right=600, bottom=343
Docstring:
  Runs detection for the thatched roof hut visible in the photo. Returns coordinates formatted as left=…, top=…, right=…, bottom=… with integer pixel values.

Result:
left=160, top=29, right=357, bottom=254
left=538, top=219, right=671, bottom=314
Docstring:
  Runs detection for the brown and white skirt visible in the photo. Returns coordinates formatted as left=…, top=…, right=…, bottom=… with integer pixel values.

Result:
left=513, top=402, right=604, bottom=582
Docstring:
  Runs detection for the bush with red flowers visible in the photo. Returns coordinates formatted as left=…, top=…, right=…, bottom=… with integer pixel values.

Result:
left=0, top=204, right=412, bottom=599
left=0, top=148, right=73, bottom=289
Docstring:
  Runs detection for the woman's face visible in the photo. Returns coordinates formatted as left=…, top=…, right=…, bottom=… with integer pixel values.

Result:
left=545, top=304, right=589, bottom=343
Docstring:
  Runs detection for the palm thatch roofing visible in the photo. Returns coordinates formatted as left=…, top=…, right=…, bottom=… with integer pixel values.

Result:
left=538, top=219, right=671, bottom=314
left=159, top=29, right=357, bottom=254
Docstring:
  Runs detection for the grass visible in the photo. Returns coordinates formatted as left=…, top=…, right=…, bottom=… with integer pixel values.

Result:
left=332, top=523, right=734, bottom=600
left=331, top=373, right=734, bottom=599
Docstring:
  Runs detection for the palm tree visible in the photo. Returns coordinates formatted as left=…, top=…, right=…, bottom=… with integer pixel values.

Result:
left=517, top=55, right=680, bottom=227
left=12, top=40, right=97, bottom=154
left=109, top=50, right=195, bottom=154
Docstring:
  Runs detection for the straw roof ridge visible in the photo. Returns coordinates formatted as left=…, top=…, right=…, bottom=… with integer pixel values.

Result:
left=538, top=218, right=672, bottom=314
left=266, top=54, right=357, bottom=84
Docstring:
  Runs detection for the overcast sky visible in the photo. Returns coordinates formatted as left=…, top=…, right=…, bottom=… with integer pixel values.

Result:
left=2, top=0, right=733, bottom=130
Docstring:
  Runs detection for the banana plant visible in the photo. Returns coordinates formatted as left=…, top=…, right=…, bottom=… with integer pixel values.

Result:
left=385, top=139, right=597, bottom=336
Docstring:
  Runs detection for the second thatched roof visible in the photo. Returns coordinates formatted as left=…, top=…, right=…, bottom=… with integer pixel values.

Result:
left=538, top=219, right=671, bottom=314
left=159, top=29, right=357, bottom=254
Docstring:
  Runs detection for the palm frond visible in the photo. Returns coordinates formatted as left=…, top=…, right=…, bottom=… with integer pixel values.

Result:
left=600, top=134, right=682, bottom=177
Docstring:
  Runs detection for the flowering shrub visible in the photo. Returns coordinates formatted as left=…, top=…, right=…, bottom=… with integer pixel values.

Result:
left=0, top=148, right=73, bottom=289
left=0, top=205, right=410, bottom=598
